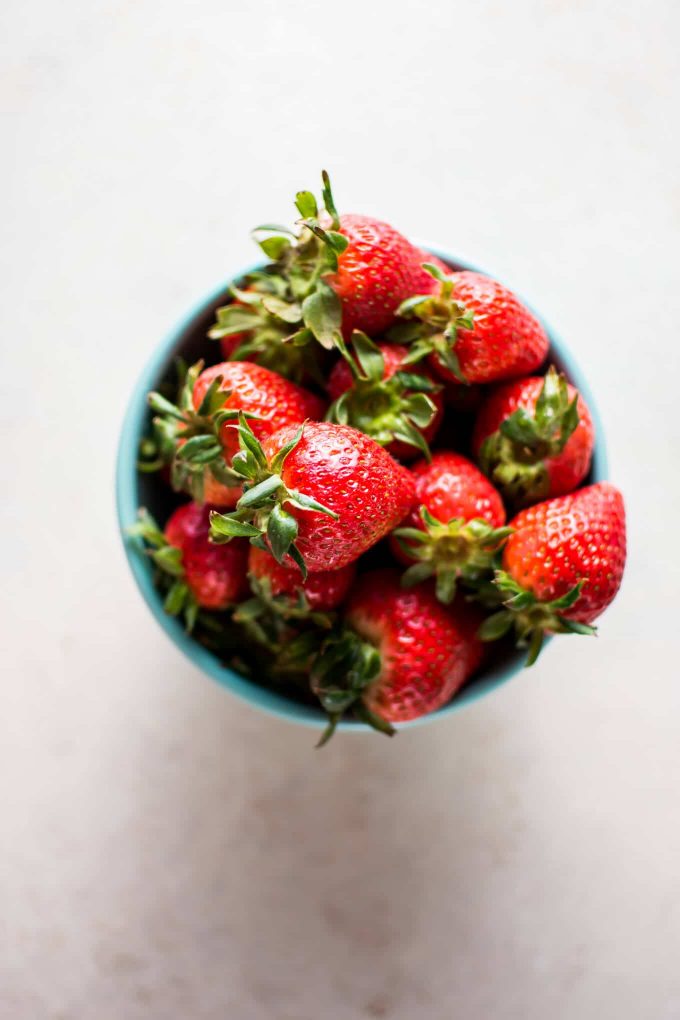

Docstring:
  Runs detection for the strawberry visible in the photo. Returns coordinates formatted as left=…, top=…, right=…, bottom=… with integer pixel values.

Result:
left=480, top=482, right=626, bottom=664
left=472, top=366, right=595, bottom=507
left=326, top=333, right=444, bottom=460
left=391, top=452, right=511, bottom=603
left=209, top=419, right=415, bottom=574
left=130, top=504, right=249, bottom=626
left=229, top=172, right=436, bottom=363
left=310, top=570, right=484, bottom=740
left=325, top=213, right=436, bottom=339
left=148, top=359, right=324, bottom=508
left=393, top=265, right=549, bottom=384
left=248, top=546, right=356, bottom=613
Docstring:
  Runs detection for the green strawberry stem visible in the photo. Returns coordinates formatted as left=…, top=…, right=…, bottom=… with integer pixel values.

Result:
left=246, top=574, right=335, bottom=628
left=394, top=508, right=513, bottom=604
left=127, top=509, right=199, bottom=632
left=208, top=415, right=338, bottom=579
left=310, top=627, right=394, bottom=746
left=208, top=283, right=320, bottom=384
left=210, top=172, right=352, bottom=361
left=478, top=569, right=596, bottom=666
left=137, top=358, right=196, bottom=473
left=146, top=359, right=263, bottom=502
left=389, top=264, right=474, bottom=383
left=327, top=332, right=440, bottom=459
left=479, top=366, right=580, bottom=507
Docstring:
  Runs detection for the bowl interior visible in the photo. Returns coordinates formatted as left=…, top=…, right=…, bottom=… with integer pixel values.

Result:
left=116, top=250, right=608, bottom=731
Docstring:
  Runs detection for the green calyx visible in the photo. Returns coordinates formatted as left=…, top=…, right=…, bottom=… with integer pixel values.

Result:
left=389, top=263, right=474, bottom=383
left=146, top=359, right=260, bottom=503
left=208, top=280, right=320, bottom=384
left=246, top=574, right=335, bottom=628
left=137, top=357, right=191, bottom=473
left=478, top=569, right=596, bottom=666
left=310, top=627, right=394, bottom=746
left=327, top=332, right=441, bottom=459
left=127, top=509, right=199, bottom=632
left=479, top=366, right=580, bottom=508
left=208, top=415, right=338, bottom=579
left=394, top=507, right=514, bottom=605
left=210, top=171, right=351, bottom=363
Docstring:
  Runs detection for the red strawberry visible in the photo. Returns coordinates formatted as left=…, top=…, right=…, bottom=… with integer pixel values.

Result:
left=164, top=501, right=213, bottom=552
left=310, top=570, right=484, bottom=738
left=149, top=360, right=324, bottom=508
left=243, top=173, right=437, bottom=357
left=191, top=361, right=324, bottom=456
left=130, top=504, right=249, bottom=625
left=326, top=214, right=436, bottom=339
left=165, top=502, right=249, bottom=610
left=472, top=366, right=595, bottom=507
left=481, top=483, right=626, bottom=664
left=209, top=420, right=415, bottom=573
left=248, top=546, right=356, bottom=613
left=327, top=335, right=444, bottom=460
left=391, top=452, right=510, bottom=603
left=394, top=266, right=549, bottom=384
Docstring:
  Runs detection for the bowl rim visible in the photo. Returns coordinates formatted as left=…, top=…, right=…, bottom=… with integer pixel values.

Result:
left=115, top=246, right=609, bottom=732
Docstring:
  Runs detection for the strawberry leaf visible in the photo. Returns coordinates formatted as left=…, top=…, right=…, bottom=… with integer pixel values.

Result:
left=301, top=281, right=343, bottom=350
left=267, top=504, right=298, bottom=563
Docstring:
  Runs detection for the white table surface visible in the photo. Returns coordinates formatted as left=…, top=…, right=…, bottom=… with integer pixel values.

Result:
left=2, top=1, right=679, bottom=1017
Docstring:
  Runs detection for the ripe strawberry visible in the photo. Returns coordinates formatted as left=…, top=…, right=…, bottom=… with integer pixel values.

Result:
left=236, top=172, right=437, bottom=360
left=248, top=546, right=356, bottom=613
left=326, top=213, right=436, bottom=339
left=391, top=452, right=510, bottom=603
left=393, top=265, right=549, bottom=384
left=209, top=419, right=415, bottom=574
left=480, top=482, right=626, bottom=664
left=327, top=334, right=444, bottom=460
left=472, top=366, right=595, bottom=507
left=148, top=359, right=324, bottom=507
left=310, top=570, right=484, bottom=739
left=130, top=504, right=249, bottom=626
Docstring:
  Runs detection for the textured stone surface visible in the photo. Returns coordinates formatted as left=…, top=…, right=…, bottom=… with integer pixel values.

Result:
left=2, top=1, right=679, bottom=1017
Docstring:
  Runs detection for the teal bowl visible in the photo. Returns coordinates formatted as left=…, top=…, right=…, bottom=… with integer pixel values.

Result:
left=116, top=249, right=609, bottom=733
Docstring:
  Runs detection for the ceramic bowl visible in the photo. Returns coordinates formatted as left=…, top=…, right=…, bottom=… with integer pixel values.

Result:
left=116, top=249, right=608, bottom=732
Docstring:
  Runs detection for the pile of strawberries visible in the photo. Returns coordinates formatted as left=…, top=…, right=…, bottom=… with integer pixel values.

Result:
left=133, top=172, right=626, bottom=742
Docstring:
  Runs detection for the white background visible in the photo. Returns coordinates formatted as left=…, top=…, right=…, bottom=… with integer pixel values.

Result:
left=2, top=1, right=679, bottom=1017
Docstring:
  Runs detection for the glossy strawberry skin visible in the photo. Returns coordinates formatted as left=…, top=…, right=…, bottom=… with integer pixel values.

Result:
left=327, top=343, right=444, bottom=460
left=193, top=362, right=325, bottom=460
left=261, top=422, right=415, bottom=572
left=431, top=271, right=549, bottom=384
left=327, top=215, right=437, bottom=339
left=391, top=451, right=506, bottom=564
left=344, top=570, right=484, bottom=722
left=248, top=546, right=356, bottom=612
left=472, top=375, right=595, bottom=497
left=503, top=483, right=626, bottom=624
left=187, top=362, right=325, bottom=507
left=165, top=501, right=213, bottom=552
left=164, top=502, right=249, bottom=609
